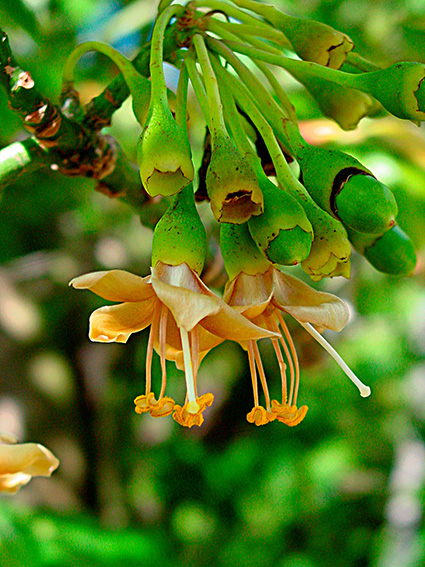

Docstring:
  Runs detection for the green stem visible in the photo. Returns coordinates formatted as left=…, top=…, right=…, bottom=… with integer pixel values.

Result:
left=206, top=18, right=287, bottom=55
left=184, top=52, right=210, bottom=123
left=210, top=55, right=255, bottom=158
left=82, top=29, right=178, bottom=130
left=195, top=0, right=275, bottom=30
left=192, top=34, right=228, bottom=138
left=346, top=52, right=380, bottom=73
left=215, top=60, right=291, bottom=184
left=150, top=3, right=185, bottom=105
left=175, top=62, right=190, bottom=129
left=217, top=37, right=369, bottom=91
left=62, top=41, right=144, bottom=87
left=253, top=59, right=298, bottom=124
left=0, top=139, right=48, bottom=192
left=206, top=36, right=297, bottom=153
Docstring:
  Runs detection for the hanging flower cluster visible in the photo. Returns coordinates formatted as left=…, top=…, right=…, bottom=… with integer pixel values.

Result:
left=68, top=0, right=418, bottom=428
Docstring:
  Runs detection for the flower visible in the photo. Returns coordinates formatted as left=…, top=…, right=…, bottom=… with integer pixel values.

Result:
left=70, top=262, right=275, bottom=428
left=223, top=265, right=371, bottom=426
left=0, top=433, right=59, bottom=493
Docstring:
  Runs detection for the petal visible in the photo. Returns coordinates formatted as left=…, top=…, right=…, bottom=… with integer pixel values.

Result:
left=271, top=269, right=350, bottom=331
left=151, top=277, right=221, bottom=332
left=0, top=442, right=59, bottom=478
left=70, top=270, right=154, bottom=302
left=89, top=299, right=158, bottom=343
left=0, top=473, right=32, bottom=493
left=200, top=300, right=277, bottom=342
left=223, top=269, right=274, bottom=318
left=152, top=263, right=206, bottom=294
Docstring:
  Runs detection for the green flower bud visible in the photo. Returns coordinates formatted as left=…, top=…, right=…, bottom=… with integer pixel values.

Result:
left=298, top=75, right=375, bottom=130
left=335, top=173, right=398, bottom=234
left=137, top=98, right=194, bottom=197
left=347, top=225, right=417, bottom=276
left=296, top=145, right=398, bottom=234
left=248, top=173, right=313, bottom=265
left=355, top=62, right=425, bottom=122
left=268, top=12, right=353, bottom=69
left=220, top=222, right=271, bottom=281
left=133, top=84, right=177, bottom=129
left=152, top=183, right=206, bottom=274
left=206, top=135, right=263, bottom=223
left=297, top=196, right=351, bottom=281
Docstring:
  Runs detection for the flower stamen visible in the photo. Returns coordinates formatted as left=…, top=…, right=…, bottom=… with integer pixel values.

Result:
left=158, top=305, right=168, bottom=399
left=180, top=326, right=200, bottom=414
left=252, top=341, right=272, bottom=412
left=191, top=326, right=200, bottom=397
left=247, top=340, right=260, bottom=407
left=276, top=311, right=300, bottom=406
left=299, top=321, right=371, bottom=397
left=145, top=306, right=161, bottom=396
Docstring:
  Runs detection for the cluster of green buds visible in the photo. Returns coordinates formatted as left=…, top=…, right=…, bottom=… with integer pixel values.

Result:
left=64, top=0, right=424, bottom=430
left=64, top=0, right=418, bottom=279
left=134, top=0, right=418, bottom=280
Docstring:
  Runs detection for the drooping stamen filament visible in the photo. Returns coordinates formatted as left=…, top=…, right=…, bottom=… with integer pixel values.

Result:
left=252, top=342, right=272, bottom=411
left=247, top=340, right=260, bottom=407
left=191, top=326, right=199, bottom=397
left=158, top=305, right=168, bottom=399
left=299, top=321, right=371, bottom=398
left=145, top=305, right=161, bottom=396
left=276, top=311, right=300, bottom=406
left=180, top=327, right=199, bottom=413
left=270, top=337, right=288, bottom=403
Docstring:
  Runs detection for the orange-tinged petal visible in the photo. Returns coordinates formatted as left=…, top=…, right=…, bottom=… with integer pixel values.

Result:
left=271, top=269, right=349, bottom=331
left=89, top=299, right=158, bottom=343
left=70, top=270, right=155, bottom=302
left=0, top=441, right=59, bottom=492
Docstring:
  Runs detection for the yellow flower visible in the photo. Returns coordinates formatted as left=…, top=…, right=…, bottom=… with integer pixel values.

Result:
left=0, top=433, right=59, bottom=493
left=224, top=265, right=370, bottom=426
left=70, top=262, right=275, bottom=428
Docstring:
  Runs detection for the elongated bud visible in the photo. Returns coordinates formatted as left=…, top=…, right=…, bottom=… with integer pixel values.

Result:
left=137, top=98, right=194, bottom=197
left=355, top=62, right=425, bottom=122
left=206, top=135, right=263, bottom=223
left=152, top=183, right=207, bottom=274
left=347, top=225, right=417, bottom=276
left=296, top=146, right=398, bottom=234
left=298, top=74, right=375, bottom=130
left=220, top=222, right=272, bottom=281
left=267, top=11, right=353, bottom=68
left=248, top=173, right=313, bottom=265
left=297, top=196, right=351, bottom=280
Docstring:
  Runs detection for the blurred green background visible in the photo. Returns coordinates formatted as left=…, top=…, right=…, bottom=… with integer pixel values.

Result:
left=1, top=0, right=425, bottom=566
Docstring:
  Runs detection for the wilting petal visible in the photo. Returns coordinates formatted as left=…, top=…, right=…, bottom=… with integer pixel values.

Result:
left=70, top=270, right=155, bottom=302
left=271, top=269, right=350, bottom=331
left=0, top=441, right=59, bottom=493
left=89, top=299, right=158, bottom=343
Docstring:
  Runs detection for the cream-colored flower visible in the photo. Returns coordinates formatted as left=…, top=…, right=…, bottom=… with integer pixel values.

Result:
left=70, top=262, right=276, bottom=428
left=0, top=433, right=59, bottom=493
left=224, top=265, right=370, bottom=426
